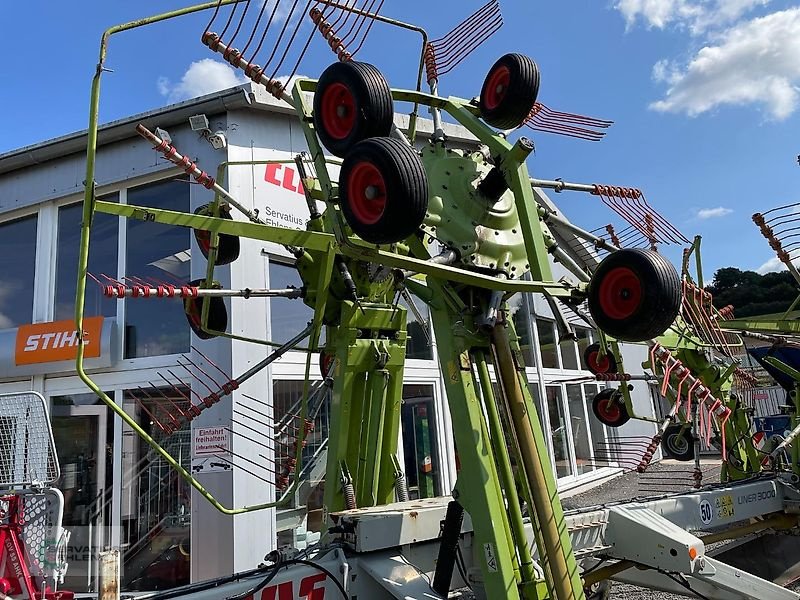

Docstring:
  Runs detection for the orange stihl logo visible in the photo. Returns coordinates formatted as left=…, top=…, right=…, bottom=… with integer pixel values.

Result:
left=15, top=317, right=104, bottom=365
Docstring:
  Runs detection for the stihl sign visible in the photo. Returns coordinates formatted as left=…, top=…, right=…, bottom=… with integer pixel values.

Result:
left=265, top=163, right=306, bottom=195
left=14, top=317, right=103, bottom=365
left=245, top=573, right=326, bottom=600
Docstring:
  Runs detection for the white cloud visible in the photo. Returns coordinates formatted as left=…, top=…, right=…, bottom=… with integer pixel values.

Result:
left=756, top=256, right=796, bottom=274
left=158, top=59, right=247, bottom=103
left=649, top=8, right=800, bottom=120
left=696, top=206, right=733, bottom=219
left=615, top=0, right=769, bottom=33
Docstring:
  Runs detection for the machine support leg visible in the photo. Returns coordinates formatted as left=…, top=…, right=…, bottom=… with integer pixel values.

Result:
left=490, top=322, right=586, bottom=600
left=432, top=500, right=465, bottom=596
left=474, top=350, right=539, bottom=588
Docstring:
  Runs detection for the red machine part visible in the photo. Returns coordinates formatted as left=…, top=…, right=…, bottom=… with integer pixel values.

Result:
left=0, top=495, right=73, bottom=600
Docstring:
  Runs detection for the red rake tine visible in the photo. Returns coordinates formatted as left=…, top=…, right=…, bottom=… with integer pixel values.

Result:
left=534, top=103, right=613, bottom=128
left=231, top=417, right=293, bottom=448
left=138, top=386, right=182, bottom=430
left=178, top=355, right=227, bottom=391
left=433, top=12, right=503, bottom=76
left=190, top=345, right=233, bottom=381
left=149, top=379, right=191, bottom=421
left=127, top=391, right=169, bottom=434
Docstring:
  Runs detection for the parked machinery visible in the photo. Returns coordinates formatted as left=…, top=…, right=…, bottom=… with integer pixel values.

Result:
left=72, top=2, right=800, bottom=599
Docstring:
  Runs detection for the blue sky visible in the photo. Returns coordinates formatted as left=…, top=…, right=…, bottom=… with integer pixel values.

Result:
left=3, top=0, right=799, bottom=280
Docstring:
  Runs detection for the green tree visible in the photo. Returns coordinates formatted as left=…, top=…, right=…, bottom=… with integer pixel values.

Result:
left=707, top=267, right=798, bottom=317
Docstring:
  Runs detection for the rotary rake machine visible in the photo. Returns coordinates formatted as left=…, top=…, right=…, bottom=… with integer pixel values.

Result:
left=71, top=1, right=800, bottom=600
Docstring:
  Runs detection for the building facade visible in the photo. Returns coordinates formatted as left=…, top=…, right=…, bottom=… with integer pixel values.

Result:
left=0, top=83, right=660, bottom=593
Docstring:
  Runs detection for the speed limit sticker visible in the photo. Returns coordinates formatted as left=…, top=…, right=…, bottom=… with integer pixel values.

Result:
left=699, top=500, right=713, bottom=525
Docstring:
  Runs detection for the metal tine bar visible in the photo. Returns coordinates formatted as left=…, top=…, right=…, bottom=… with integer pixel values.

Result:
left=635, top=191, right=689, bottom=243
left=148, top=379, right=191, bottom=420
left=346, top=0, right=383, bottom=57
left=528, top=118, right=608, bottom=138
left=191, top=345, right=232, bottom=381
left=226, top=0, right=256, bottom=47
left=225, top=426, right=279, bottom=462
left=533, top=103, right=613, bottom=128
left=600, top=191, right=665, bottom=243
left=186, top=362, right=220, bottom=397
left=137, top=386, right=181, bottom=429
left=241, top=392, right=273, bottom=410
left=267, top=0, right=319, bottom=81
left=526, top=121, right=606, bottom=142
left=602, top=189, right=678, bottom=244
left=233, top=408, right=297, bottom=440
left=218, top=445, right=279, bottom=475
left=178, top=356, right=226, bottom=391
left=761, top=202, right=800, bottom=217
left=764, top=211, right=800, bottom=226
left=157, top=371, right=198, bottom=414
left=126, top=391, right=169, bottom=434
left=248, top=0, right=303, bottom=62
left=231, top=417, right=289, bottom=448
left=219, top=0, right=243, bottom=40
left=240, top=0, right=275, bottom=57
left=600, top=191, right=679, bottom=245
left=431, top=0, right=498, bottom=46
left=337, top=0, right=375, bottom=45
left=526, top=110, right=608, bottom=138
left=212, top=452, right=275, bottom=485
left=433, top=12, right=503, bottom=75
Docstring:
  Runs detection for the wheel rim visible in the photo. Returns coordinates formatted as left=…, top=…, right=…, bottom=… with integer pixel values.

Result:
left=195, top=230, right=211, bottom=253
left=597, top=397, right=622, bottom=424
left=588, top=350, right=610, bottom=373
left=347, top=161, right=387, bottom=226
left=484, top=65, right=511, bottom=110
left=667, top=431, right=689, bottom=455
left=186, top=299, right=202, bottom=329
left=320, top=82, right=357, bottom=140
left=598, top=267, right=643, bottom=320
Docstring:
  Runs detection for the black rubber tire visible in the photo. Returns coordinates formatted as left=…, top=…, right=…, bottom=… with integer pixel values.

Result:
left=588, top=249, right=680, bottom=343
left=313, top=61, right=394, bottom=158
left=340, top=137, right=428, bottom=244
left=591, top=388, right=630, bottom=428
left=184, top=279, right=227, bottom=340
left=193, top=204, right=240, bottom=266
left=583, top=342, right=619, bottom=375
left=479, top=53, right=541, bottom=130
left=586, top=580, right=611, bottom=600
left=662, top=425, right=695, bottom=461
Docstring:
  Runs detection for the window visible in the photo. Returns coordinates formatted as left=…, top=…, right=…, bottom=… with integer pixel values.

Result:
left=512, top=298, right=536, bottom=367
left=125, top=179, right=190, bottom=358
left=546, top=386, right=572, bottom=478
left=55, top=199, right=119, bottom=321
left=566, top=384, right=594, bottom=475
left=0, top=214, right=37, bottom=328
left=576, top=327, right=592, bottom=370
left=396, top=291, right=433, bottom=360
left=401, top=384, right=441, bottom=499
left=536, top=319, right=559, bottom=369
left=560, top=336, right=579, bottom=370
left=273, top=380, right=330, bottom=546
left=120, top=387, right=190, bottom=592
left=269, top=261, right=314, bottom=345
left=584, top=384, right=610, bottom=467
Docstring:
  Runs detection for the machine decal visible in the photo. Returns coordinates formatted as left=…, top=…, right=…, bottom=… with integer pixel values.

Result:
left=484, top=543, right=498, bottom=572
left=699, top=500, right=713, bottom=525
left=715, top=495, right=735, bottom=519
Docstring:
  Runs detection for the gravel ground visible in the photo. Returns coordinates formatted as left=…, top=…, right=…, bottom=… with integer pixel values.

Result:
left=562, top=458, right=791, bottom=599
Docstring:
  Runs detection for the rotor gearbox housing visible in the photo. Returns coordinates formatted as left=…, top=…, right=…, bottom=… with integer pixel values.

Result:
left=420, top=145, right=530, bottom=279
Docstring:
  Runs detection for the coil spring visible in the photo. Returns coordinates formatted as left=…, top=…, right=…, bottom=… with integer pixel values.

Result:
left=343, top=481, right=357, bottom=510
left=395, top=472, right=410, bottom=502
left=424, top=43, right=438, bottom=83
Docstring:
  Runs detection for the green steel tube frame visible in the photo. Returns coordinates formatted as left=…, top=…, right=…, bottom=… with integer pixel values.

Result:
left=74, top=6, right=588, bottom=598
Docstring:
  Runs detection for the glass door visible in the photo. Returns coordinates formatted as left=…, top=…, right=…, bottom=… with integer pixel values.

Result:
left=51, top=401, right=111, bottom=593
